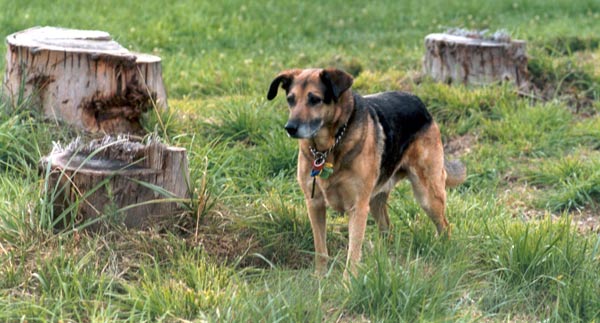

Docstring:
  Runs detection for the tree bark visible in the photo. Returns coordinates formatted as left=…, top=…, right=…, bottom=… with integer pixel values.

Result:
left=423, top=33, right=529, bottom=88
left=3, top=26, right=167, bottom=133
left=41, top=136, right=190, bottom=230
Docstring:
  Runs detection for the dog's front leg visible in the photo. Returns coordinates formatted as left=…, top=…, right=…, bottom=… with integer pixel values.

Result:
left=298, top=152, right=329, bottom=276
left=344, top=199, right=370, bottom=279
left=306, top=195, right=328, bottom=276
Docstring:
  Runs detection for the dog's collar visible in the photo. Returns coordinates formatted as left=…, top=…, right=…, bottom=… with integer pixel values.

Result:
left=309, top=122, right=347, bottom=161
left=308, top=123, right=346, bottom=198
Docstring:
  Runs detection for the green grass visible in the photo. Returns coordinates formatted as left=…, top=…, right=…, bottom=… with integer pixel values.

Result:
left=1, top=0, right=600, bottom=322
left=523, top=151, right=600, bottom=212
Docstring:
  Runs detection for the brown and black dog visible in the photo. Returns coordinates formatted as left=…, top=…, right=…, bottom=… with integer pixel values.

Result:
left=267, top=68, right=466, bottom=277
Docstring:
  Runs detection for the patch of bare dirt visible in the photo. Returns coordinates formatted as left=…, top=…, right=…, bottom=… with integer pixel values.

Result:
left=325, top=308, right=371, bottom=323
left=444, top=133, right=476, bottom=157
left=501, top=182, right=600, bottom=234
left=179, top=211, right=261, bottom=266
left=178, top=209, right=315, bottom=269
left=569, top=208, right=600, bottom=234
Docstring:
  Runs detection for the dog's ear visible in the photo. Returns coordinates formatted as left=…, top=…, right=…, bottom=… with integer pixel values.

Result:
left=267, top=69, right=301, bottom=100
left=320, top=68, right=354, bottom=104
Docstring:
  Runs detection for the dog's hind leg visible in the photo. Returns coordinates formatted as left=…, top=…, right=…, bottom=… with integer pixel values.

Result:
left=404, top=123, right=451, bottom=237
left=409, top=171, right=450, bottom=237
left=369, top=191, right=391, bottom=233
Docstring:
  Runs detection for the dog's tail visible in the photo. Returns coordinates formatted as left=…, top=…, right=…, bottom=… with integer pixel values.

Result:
left=444, top=159, right=467, bottom=188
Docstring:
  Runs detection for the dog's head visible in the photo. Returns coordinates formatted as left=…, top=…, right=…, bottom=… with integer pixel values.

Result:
left=267, top=68, right=353, bottom=139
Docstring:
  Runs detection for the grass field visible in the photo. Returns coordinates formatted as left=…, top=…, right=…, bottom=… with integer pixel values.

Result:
left=1, top=0, right=600, bottom=322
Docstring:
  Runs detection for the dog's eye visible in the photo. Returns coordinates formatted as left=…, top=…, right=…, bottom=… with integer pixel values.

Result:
left=307, top=93, right=322, bottom=106
left=286, top=95, right=296, bottom=107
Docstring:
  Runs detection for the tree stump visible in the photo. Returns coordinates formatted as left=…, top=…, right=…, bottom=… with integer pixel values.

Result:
left=423, top=32, right=529, bottom=88
left=41, top=136, right=190, bottom=230
left=3, top=26, right=168, bottom=133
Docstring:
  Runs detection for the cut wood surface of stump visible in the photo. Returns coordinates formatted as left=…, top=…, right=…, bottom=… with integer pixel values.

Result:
left=42, top=136, right=190, bottom=230
left=3, top=26, right=167, bottom=133
left=423, top=32, right=529, bottom=88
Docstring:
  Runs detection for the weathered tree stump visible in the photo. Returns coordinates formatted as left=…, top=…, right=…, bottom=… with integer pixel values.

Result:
left=423, top=31, right=529, bottom=88
left=3, top=26, right=168, bottom=133
left=41, top=136, right=190, bottom=230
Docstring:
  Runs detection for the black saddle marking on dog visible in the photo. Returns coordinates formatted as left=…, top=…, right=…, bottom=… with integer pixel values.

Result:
left=361, top=92, right=433, bottom=185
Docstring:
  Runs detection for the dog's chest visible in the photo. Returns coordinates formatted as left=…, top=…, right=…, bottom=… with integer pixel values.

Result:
left=320, top=181, right=352, bottom=213
left=317, top=169, right=370, bottom=213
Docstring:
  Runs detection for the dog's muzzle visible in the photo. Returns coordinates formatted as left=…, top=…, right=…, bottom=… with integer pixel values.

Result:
left=284, top=119, right=322, bottom=139
left=284, top=121, right=300, bottom=137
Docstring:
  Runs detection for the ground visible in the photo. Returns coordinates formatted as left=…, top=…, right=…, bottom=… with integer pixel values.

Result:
left=0, top=0, right=599, bottom=322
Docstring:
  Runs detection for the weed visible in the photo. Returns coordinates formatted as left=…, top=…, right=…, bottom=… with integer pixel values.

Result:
left=527, top=49, right=600, bottom=113
left=346, top=242, right=466, bottom=322
left=523, top=152, right=600, bottom=212
left=542, top=36, right=600, bottom=56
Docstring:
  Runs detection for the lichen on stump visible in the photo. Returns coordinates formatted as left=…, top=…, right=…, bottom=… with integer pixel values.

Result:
left=41, top=136, right=190, bottom=230
left=3, top=26, right=168, bottom=133
left=423, top=30, right=529, bottom=88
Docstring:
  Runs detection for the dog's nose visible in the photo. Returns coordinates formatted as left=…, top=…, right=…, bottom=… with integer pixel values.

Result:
left=284, top=122, right=298, bottom=137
